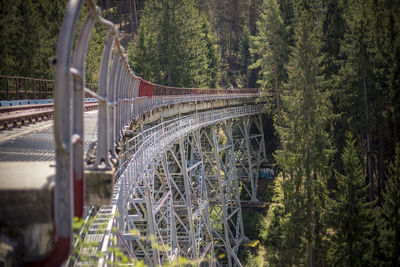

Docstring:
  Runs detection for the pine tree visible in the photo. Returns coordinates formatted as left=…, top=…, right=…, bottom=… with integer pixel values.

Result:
left=327, top=134, right=373, bottom=266
left=0, top=0, right=66, bottom=79
left=381, top=144, right=400, bottom=265
left=127, top=0, right=161, bottom=83
left=128, top=0, right=218, bottom=88
left=199, top=13, right=221, bottom=88
left=274, top=1, right=332, bottom=265
left=239, top=26, right=251, bottom=88
left=250, top=0, right=288, bottom=125
left=336, top=0, right=382, bottom=201
left=0, top=0, right=23, bottom=76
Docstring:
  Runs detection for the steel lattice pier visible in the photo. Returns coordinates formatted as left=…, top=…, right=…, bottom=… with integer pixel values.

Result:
left=76, top=105, right=267, bottom=266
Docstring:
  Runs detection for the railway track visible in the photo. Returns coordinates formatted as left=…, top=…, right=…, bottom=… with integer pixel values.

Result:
left=0, top=101, right=98, bottom=130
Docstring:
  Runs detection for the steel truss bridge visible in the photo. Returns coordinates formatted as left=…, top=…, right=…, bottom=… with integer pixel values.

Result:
left=0, top=0, right=271, bottom=266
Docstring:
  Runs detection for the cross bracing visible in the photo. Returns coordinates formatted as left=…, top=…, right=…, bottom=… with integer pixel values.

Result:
left=42, top=1, right=270, bottom=266
left=78, top=104, right=268, bottom=266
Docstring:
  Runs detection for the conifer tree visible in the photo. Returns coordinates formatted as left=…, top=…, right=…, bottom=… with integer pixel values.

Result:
left=251, top=0, right=287, bottom=125
left=0, top=0, right=23, bottom=76
left=199, top=13, right=221, bottom=88
left=128, top=0, right=219, bottom=88
left=0, top=0, right=66, bottom=79
left=327, top=134, right=373, bottom=266
left=239, top=26, right=251, bottom=88
left=128, top=0, right=161, bottom=83
left=336, top=0, right=379, bottom=201
left=274, top=1, right=332, bottom=265
left=381, top=144, right=400, bottom=265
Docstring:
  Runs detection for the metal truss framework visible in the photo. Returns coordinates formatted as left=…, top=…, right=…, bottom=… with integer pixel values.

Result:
left=92, top=105, right=268, bottom=266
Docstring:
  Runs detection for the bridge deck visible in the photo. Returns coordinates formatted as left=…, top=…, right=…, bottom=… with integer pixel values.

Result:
left=0, top=111, right=98, bottom=224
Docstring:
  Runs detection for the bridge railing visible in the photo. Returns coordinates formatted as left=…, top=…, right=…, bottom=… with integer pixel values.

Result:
left=45, top=0, right=260, bottom=265
left=0, top=75, right=98, bottom=101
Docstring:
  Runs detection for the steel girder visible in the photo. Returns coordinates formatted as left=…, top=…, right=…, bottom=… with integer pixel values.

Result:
left=108, top=106, right=267, bottom=266
left=232, top=115, right=267, bottom=202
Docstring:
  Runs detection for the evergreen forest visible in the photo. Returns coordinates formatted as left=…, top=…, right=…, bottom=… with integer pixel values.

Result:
left=1, top=0, right=400, bottom=265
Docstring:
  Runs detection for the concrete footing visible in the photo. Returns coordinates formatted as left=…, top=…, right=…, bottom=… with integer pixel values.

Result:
left=85, top=168, right=115, bottom=206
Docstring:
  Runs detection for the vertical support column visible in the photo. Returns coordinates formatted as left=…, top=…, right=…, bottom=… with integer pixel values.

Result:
left=161, top=153, right=178, bottom=260
left=144, top=189, right=160, bottom=266
left=211, top=124, right=233, bottom=267
left=179, top=137, right=197, bottom=259
left=193, top=129, right=216, bottom=266
left=243, top=118, right=258, bottom=202
left=226, top=120, right=245, bottom=242
left=257, top=114, right=268, bottom=162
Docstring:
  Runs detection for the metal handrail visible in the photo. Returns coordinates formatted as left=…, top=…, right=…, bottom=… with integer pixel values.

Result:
left=44, top=0, right=263, bottom=265
left=0, top=75, right=98, bottom=101
left=104, top=104, right=265, bottom=262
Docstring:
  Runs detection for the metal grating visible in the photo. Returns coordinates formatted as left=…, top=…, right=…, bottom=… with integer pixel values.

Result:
left=0, top=111, right=98, bottom=162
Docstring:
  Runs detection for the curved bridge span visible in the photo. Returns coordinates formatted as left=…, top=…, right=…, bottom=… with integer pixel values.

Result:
left=89, top=105, right=267, bottom=266
left=0, top=1, right=271, bottom=266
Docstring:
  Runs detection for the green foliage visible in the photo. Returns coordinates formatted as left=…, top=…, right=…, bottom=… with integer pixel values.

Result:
left=85, top=23, right=108, bottom=84
left=250, top=0, right=288, bottom=120
left=0, top=0, right=105, bottom=85
left=326, top=134, right=373, bottom=266
left=241, top=208, right=266, bottom=241
left=127, top=0, right=220, bottom=88
left=381, top=144, right=400, bottom=265
left=70, top=215, right=204, bottom=266
left=0, top=0, right=67, bottom=78
left=242, top=250, right=263, bottom=267
left=272, top=1, right=333, bottom=265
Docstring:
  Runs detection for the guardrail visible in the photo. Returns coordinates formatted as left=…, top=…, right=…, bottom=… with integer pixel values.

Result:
left=106, top=104, right=265, bottom=263
left=0, top=75, right=98, bottom=101
left=0, top=100, right=98, bottom=130
left=39, top=0, right=262, bottom=265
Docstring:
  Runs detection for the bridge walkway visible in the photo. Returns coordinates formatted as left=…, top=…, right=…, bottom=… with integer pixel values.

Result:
left=0, top=0, right=270, bottom=266
left=0, top=110, right=98, bottom=225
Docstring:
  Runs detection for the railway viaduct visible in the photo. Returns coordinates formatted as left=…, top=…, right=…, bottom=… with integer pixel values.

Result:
left=0, top=0, right=273, bottom=266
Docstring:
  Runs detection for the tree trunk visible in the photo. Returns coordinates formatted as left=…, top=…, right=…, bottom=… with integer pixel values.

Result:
left=129, top=0, right=135, bottom=34
left=274, top=60, right=282, bottom=127
left=133, top=0, right=138, bottom=33
left=363, top=74, right=373, bottom=201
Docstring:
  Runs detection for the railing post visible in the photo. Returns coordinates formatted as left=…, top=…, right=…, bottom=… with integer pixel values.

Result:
left=26, top=0, right=86, bottom=266
left=114, top=60, right=123, bottom=144
left=108, top=49, right=120, bottom=160
left=33, top=79, right=36, bottom=99
left=71, top=8, right=96, bottom=217
left=6, top=77, right=9, bottom=101
left=15, top=78, right=19, bottom=100
left=24, top=79, right=27, bottom=99
left=94, top=30, right=115, bottom=169
left=45, top=81, right=48, bottom=99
